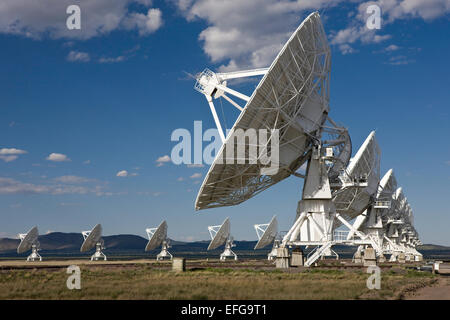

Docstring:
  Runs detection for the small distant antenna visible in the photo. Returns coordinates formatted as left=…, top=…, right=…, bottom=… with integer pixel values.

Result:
left=145, top=220, right=172, bottom=261
left=80, top=224, right=106, bottom=261
left=254, top=216, right=279, bottom=260
left=17, top=226, right=42, bottom=262
left=207, top=217, right=237, bottom=261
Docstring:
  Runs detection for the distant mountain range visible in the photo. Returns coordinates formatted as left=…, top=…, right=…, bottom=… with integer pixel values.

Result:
left=1, top=232, right=449, bottom=260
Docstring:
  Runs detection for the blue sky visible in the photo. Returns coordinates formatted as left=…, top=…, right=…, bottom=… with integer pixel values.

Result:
left=1, top=1, right=449, bottom=245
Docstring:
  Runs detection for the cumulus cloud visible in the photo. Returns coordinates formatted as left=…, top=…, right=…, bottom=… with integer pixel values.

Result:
left=331, top=0, right=450, bottom=54
left=67, top=51, right=90, bottom=62
left=385, top=44, right=400, bottom=51
left=123, top=8, right=163, bottom=35
left=0, top=177, right=86, bottom=195
left=384, top=55, right=415, bottom=65
left=46, top=153, right=71, bottom=162
left=156, top=155, right=171, bottom=167
left=98, top=55, right=126, bottom=63
left=186, top=163, right=204, bottom=168
left=0, top=148, right=27, bottom=162
left=0, top=148, right=27, bottom=155
left=116, top=170, right=129, bottom=177
left=190, top=173, right=202, bottom=179
left=0, top=0, right=163, bottom=40
left=53, top=175, right=91, bottom=184
left=176, top=0, right=343, bottom=70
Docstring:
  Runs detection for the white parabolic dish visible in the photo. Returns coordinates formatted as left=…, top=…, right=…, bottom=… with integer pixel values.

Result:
left=80, top=224, right=102, bottom=253
left=332, top=131, right=380, bottom=220
left=145, top=220, right=168, bottom=251
left=254, top=216, right=278, bottom=250
left=17, top=226, right=39, bottom=254
left=195, top=12, right=331, bottom=210
left=208, top=217, right=230, bottom=250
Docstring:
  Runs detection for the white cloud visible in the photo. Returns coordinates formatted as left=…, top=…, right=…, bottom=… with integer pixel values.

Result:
left=0, top=176, right=102, bottom=195
left=385, top=44, right=400, bottom=51
left=177, top=177, right=185, bottom=181
left=46, top=153, right=70, bottom=162
left=177, top=0, right=343, bottom=70
left=123, top=8, right=163, bottom=35
left=53, top=175, right=91, bottom=184
left=186, top=163, right=204, bottom=168
left=190, top=173, right=202, bottom=179
left=83, top=160, right=91, bottom=165
left=385, top=55, right=415, bottom=65
left=378, top=0, right=450, bottom=22
left=0, top=1, right=163, bottom=40
left=0, top=148, right=27, bottom=155
left=331, top=0, right=450, bottom=54
left=0, top=155, right=19, bottom=162
left=0, top=148, right=27, bottom=162
left=116, top=170, right=129, bottom=177
left=156, top=155, right=171, bottom=167
left=98, top=56, right=126, bottom=64
left=67, top=51, right=90, bottom=62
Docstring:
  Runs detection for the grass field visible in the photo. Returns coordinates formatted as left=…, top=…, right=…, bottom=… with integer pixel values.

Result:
left=0, top=260, right=438, bottom=300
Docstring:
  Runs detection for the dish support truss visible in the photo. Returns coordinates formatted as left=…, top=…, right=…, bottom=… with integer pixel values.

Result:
left=383, top=222, right=422, bottom=261
left=280, top=143, right=383, bottom=267
left=208, top=225, right=237, bottom=261
left=82, top=231, right=107, bottom=261
left=195, top=67, right=269, bottom=143
left=348, top=177, right=422, bottom=262
left=254, top=223, right=279, bottom=260
left=18, top=233, right=42, bottom=262
left=146, top=228, right=173, bottom=260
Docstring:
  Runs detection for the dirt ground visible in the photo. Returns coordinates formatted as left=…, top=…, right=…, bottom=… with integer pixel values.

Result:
left=406, top=276, right=450, bottom=300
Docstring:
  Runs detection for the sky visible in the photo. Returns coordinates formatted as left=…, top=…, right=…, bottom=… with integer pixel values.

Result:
left=1, top=0, right=449, bottom=245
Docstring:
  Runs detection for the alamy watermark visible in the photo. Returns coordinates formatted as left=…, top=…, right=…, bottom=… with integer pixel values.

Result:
left=171, top=121, right=280, bottom=175
left=366, top=4, right=381, bottom=30
left=66, top=265, right=81, bottom=290
left=66, top=5, right=81, bottom=30
left=366, top=266, right=381, bottom=290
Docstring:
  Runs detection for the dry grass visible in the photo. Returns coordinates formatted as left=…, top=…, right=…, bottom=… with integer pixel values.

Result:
left=0, top=265, right=436, bottom=300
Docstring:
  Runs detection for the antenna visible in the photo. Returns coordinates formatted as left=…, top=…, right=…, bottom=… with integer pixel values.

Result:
left=80, top=224, right=106, bottom=261
left=254, top=216, right=279, bottom=260
left=17, top=226, right=42, bottom=262
left=192, top=11, right=422, bottom=265
left=207, top=217, right=237, bottom=260
left=145, top=220, right=172, bottom=261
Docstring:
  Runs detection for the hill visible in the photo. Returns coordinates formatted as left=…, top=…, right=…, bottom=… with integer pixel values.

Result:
left=0, top=233, right=449, bottom=260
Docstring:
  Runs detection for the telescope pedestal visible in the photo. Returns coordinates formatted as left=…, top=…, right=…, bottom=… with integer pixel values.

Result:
left=267, top=240, right=280, bottom=261
left=27, top=244, right=42, bottom=262
left=282, top=149, right=375, bottom=267
left=220, top=240, right=237, bottom=261
left=91, top=243, right=107, bottom=261
left=157, top=241, right=173, bottom=260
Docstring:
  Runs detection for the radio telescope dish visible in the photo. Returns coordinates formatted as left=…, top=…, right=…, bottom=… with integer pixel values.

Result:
left=332, top=131, right=380, bottom=220
left=81, top=224, right=106, bottom=261
left=145, top=220, right=172, bottom=260
left=17, top=226, right=42, bottom=261
left=254, top=216, right=279, bottom=260
left=191, top=12, right=401, bottom=267
left=194, top=12, right=343, bottom=211
left=254, top=216, right=278, bottom=249
left=207, top=217, right=237, bottom=260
